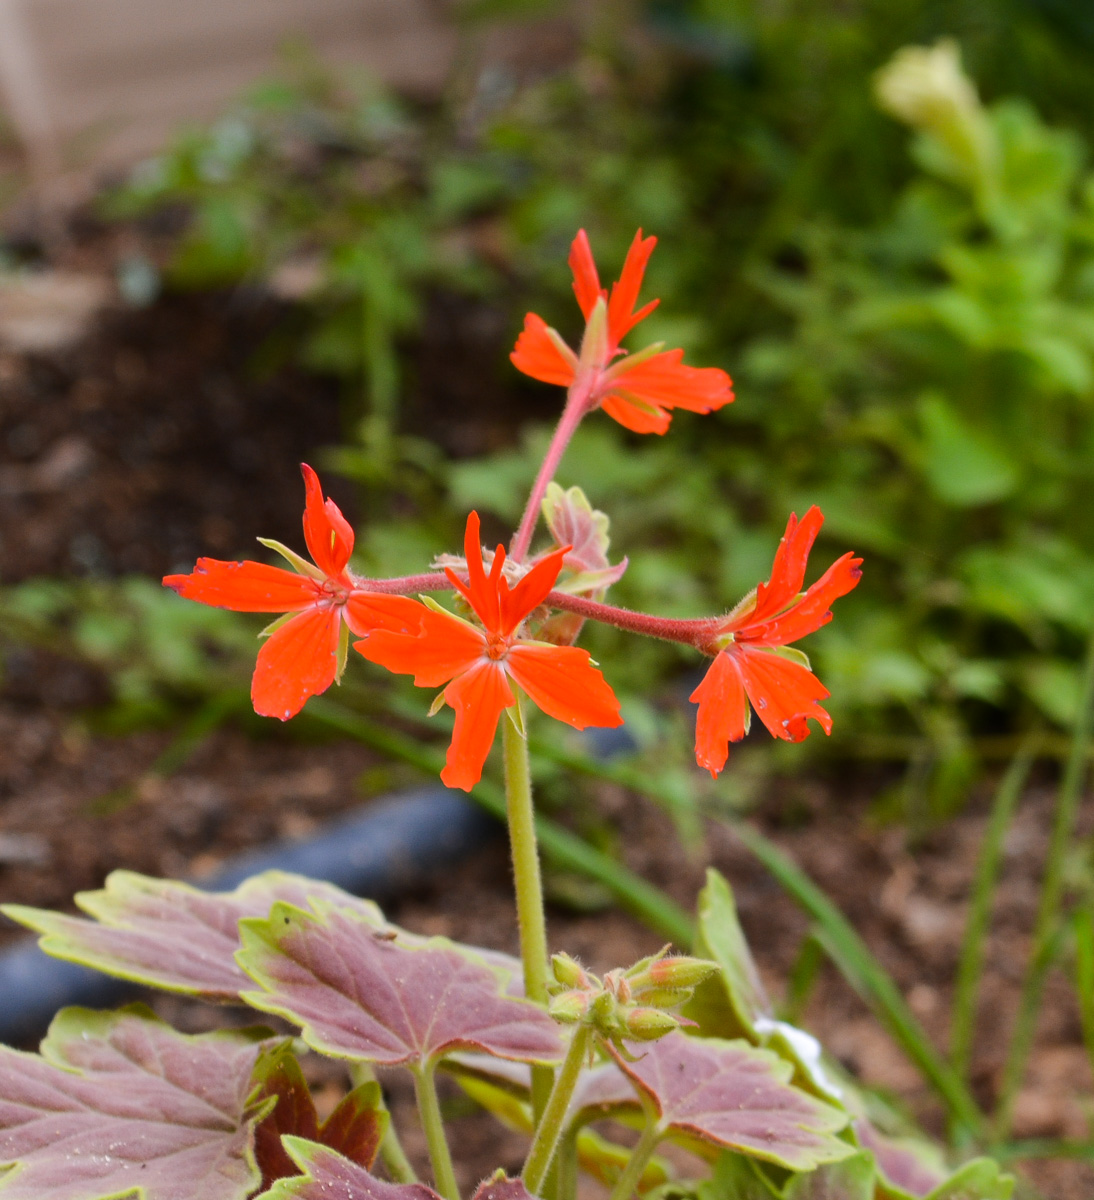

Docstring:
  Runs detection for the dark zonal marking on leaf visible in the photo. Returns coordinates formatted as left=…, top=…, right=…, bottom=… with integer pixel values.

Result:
left=256, top=1138, right=444, bottom=1200
left=252, top=1047, right=384, bottom=1189
left=1, top=870, right=386, bottom=1002
left=238, top=902, right=563, bottom=1068
left=0, top=1005, right=275, bottom=1200
left=608, top=1032, right=852, bottom=1172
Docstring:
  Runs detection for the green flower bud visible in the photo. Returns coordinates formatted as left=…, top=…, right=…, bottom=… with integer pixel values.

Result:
left=637, top=956, right=719, bottom=993
left=623, top=1007, right=679, bottom=1041
left=549, top=990, right=589, bottom=1025
left=551, top=953, right=590, bottom=990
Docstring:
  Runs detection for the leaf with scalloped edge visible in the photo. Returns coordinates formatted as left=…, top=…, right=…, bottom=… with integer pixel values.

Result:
left=1, top=871, right=386, bottom=1002
left=684, top=869, right=771, bottom=1041
left=0, top=1005, right=275, bottom=1200
left=238, top=901, right=563, bottom=1068
left=855, top=1121, right=1012, bottom=1200
left=251, top=1046, right=385, bottom=1189
left=258, top=1142, right=539, bottom=1200
left=541, top=483, right=627, bottom=596
left=607, top=1032, right=852, bottom=1172
left=257, top=1138, right=443, bottom=1200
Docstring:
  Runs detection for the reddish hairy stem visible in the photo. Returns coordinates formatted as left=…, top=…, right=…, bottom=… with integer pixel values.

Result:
left=358, top=572, right=720, bottom=648
left=509, top=376, right=596, bottom=563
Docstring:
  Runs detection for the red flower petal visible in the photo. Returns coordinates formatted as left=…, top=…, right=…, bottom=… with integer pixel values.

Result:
left=301, top=463, right=355, bottom=580
left=252, top=606, right=341, bottom=720
left=569, top=230, right=603, bottom=320
left=606, top=350, right=734, bottom=416
left=690, top=651, right=749, bottom=778
left=163, top=559, right=320, bottom=612
left=743, top=508, right=824, bottom=629
left=744, top=553, right=863, bottom=648
left=506, top=643, right=622, bottom=730
left=498, top=546, right=568, bottom=636
left=343, top=593, right=426, bottom=639
left=607, top=229, right=659, bottom=347
left=510, top=313, right=578, bottom=387
left=446, top=512, right=506, bottom=633
left=441, top=660, right=515, bottom=791
left=599, top=393, right=673, bottom=435
left=354, top=602, right=485, bottom=688
left=734, top=646, right=833, bottom=743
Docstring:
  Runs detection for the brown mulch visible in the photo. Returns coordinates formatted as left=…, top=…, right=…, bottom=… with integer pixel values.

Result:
left=0, top=236, right=1091, bottom=1198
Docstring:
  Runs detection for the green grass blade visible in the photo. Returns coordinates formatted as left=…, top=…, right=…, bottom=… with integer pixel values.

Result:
left=950, top=741, right=1037, bottom=1083
left=994, top=630, right=1094, bottom=1140
left=1073, top=906, right=1094, bottom=1086
left=303, top=698, right=694, bottom=947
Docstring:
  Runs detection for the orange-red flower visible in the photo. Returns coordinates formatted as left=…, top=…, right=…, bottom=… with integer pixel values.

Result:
left=691, top=507, right=862, bottom=777
left=163, top=465, right=397, bottom=721
left=354, top=512, right=623, bottom=791
left=511, top=229, right=734, bottom=435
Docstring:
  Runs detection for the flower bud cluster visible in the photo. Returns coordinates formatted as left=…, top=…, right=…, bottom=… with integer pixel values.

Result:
left=546, top=947, right=718, bottom=1054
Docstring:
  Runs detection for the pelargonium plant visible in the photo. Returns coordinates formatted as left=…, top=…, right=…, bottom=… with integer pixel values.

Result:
left=0, top=231, right=1012, bottom=1200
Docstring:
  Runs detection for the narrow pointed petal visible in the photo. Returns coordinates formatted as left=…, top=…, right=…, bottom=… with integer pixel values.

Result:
left=569, top=230, right=603, bottom=319
left=606, top=350, right=734, bottom=416
left=354, top=603, right=486, bottom=688
left=511, top=313, right=578, bottom=386
left=447, top=511, right=502, bottom=632
left=607, top=229, right=658, bottom=345
left=743, top=508, right=823, bottom=628
left=599, top=393, right=673, bottom=435
left=343, top=593, right=426, bottom=638
left=441, top=661, right=514, bottom=791
left=745, top=553, right=863, bottom=647
left=736, top=647, right=833, bottom=743
left=164, top=559, right=320, bottom=612
left=252, top=607, right=341, bottom=720
left=690, top=651, right=749, bottom=778
left=301, top=463, right=355, bottom=579
left=507, top=643, right=622, bottom=730
left=499, top=546, right=568, bottom=635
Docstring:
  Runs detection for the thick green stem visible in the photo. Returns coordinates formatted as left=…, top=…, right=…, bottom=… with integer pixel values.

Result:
left=413, top=1064, right=459, bottom=1200
left=349, top=1063, right=417, bottom=1183
left=606, top=1116, right=662, bottom=1200
left=995, top=630, right=1094, bottom=1140
left=502, top=708, right=554, bottom=1120
left=523, top=1025, right=593, bottom=1193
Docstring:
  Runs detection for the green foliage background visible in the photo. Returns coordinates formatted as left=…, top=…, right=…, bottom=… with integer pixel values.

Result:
left=91, top=0, right=1094, bottom=808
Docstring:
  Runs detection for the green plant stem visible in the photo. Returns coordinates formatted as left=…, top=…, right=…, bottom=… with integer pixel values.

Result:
left=951, top=741, right=1037, bottom=1083
left=413, top=1064, right=459, bottom=1200
left=995, top=630, right=1094, bottom=1140
left=555, top=1129, right=579, bottom=1200
left=350, top=1062, right=417, bottom=1183
left=304, top=699, right=693, bottom=946
left=502, top=710, right=554, bottom=1123
left=606, top=1115, right=662, bottom=1200
left=523, top=1025, right=593, bottom=1193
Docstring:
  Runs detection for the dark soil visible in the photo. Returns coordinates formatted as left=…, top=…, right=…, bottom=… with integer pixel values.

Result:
left=0, top=239, right=1090, bottom=1198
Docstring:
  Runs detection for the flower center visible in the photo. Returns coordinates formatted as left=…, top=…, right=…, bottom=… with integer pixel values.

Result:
left=484, top=632, right=509, bottom=661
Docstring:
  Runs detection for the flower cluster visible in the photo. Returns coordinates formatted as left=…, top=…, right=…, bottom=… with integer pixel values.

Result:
left=165, top=229, right=861, bottom=787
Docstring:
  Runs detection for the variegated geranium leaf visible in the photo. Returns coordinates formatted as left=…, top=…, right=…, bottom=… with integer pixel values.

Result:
left=257, top=1143, right=541, bottom=1200
left=0, top=1005, right=275, bottom=1200
left=541, top=483, right=627, bottom=595
left=251, top=1046, right=385, bottom=1189
left=2, top=870, right=385, bottom=1002
left=238, top=902, right=563, bottom=1068
left=855, top=1121, right=1013, bottom=1200
left=256, top=1139, right=443, bottom=1200
left=608, top=1032, right=852, bottom=1172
